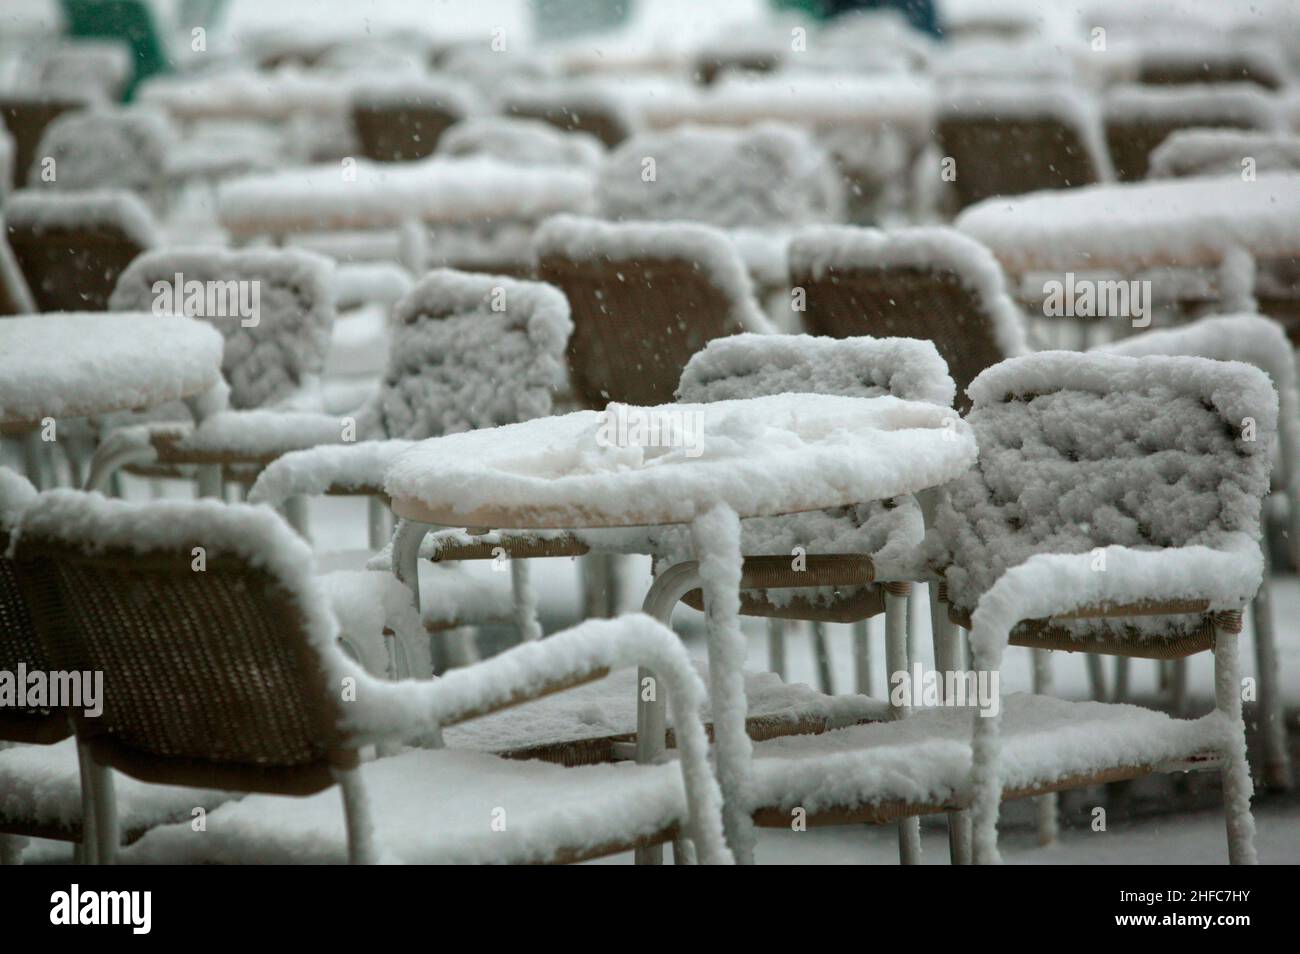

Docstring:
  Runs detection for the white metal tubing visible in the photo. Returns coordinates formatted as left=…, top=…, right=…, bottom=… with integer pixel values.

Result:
left=196, top=463, right=223, bottom=499
left=1086, top=653, right=1108, bottom=701
left=367, top=496, right=390, bottom=551
left=84, top=443, right=158, bottom=493
left=509, top=558, right=543, bottom=643
left=852, top=619, right=871, bottom=695
left=1112, top=657, right=1130, bottom=703
left=767, top=618, right=787, bottom=679
left=1213, top=625, right=1259, bottom=865
left=929, top=584, right=972, bottom=864
left=334, top=764, right=378, bottom=864
left=885, top=588, right=922, bottom=864
left=811, top=621, right=833, bottom=694
left=90, top=761, right=118, bottom=865
left=283, top=495, right=310, bottom=538
left=1250, top=552, right=1293, bottom=790
left=75, top=732, right=98, bottom=864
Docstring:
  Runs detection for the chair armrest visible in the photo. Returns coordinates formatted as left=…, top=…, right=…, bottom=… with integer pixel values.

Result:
left=344, top=613, right=733, bottom=864
left=967, top=535, right=1263, bottom=670
left=247, top=440, right=417, bottom=507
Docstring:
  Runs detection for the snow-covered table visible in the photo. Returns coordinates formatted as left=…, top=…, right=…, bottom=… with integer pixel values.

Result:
left=385, top=392, right=977, bottom=864
left=955, top=172, right=1300, bottom=276
left=217, top=157, right=595, bottom=244
left=0, top=312, right=226, bottom=487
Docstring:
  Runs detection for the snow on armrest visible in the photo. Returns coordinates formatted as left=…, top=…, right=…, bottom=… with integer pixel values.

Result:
left=247, top=439, right=417, bottom=507
left=968, top=535, right=1263, bottom=670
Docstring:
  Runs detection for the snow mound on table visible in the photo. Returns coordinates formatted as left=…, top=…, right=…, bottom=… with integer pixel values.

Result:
left=28, top=107, right=173, bottom=194
left=1148, top=129, right=1300, bottom=178
left=351, top=76, right=478, bottom=117
left=109, top=246, right=336, bottom=411
left=677, top=333, right=956, bottom=408
left=438, top=116, right=605, bottom=168
left=385, top=392, right=976, bottom=528
left=596, top=123, right=844, bottom=228
left=931, top=352, right=1276, bottom=636
left=535, top=214, right=773, bottom=334
left=4, top=189, right=159, bottom=248
left=1103, top=83, right=1281, bottom=128
left=789, top=225, right=1031, bottom=361
left=379, top=269, right=572, bottom=440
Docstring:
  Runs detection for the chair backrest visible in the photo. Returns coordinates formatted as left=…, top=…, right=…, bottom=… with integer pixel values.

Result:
left=0, top=468, right=68, bottom=744
left=502, top=85, right=634, bottom=148
left=0, top=94, right=86, bottom=190
left=351, top=79, right=475, bottom=162
left=1103, top=84, right=1280, bottom=181
left=930, top=351, right=1277, bottom=624
left=1137, top=45, right=1289, bottom=91
left=536, top=215, right=771, bottom=408
left=935, top=84, right=1109, bottom=209
left=789, top=226, right=1028, bottom=412
left=596, top=123, right=843, bottom=229
left=677, top=332, right=956, bottom=408
left=28, top=107, right=172, bottom=196
left=11, top=491, right=353, bottom=795
left=1148, top=129, right=1300, bottom=179
left=5, top=189, right=157, bottom=312
left=108, top=247, right=336, bottom=411
left=376, top=268, right=573, bottom=439
left=437, top=116, right=605, bottom=168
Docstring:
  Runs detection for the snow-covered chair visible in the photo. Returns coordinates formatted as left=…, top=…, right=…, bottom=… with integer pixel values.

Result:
left=1103, top=84, right=1281, bottom=181
left=1136, top=42, right=1290, bottom=91
left=28, top=107, right=173, bottom=204
left=934, top=83, right=1112, bottom=211
left=1094, top=314, right=1297, bottom=789
left=789, top=226, right=1030, bottom=412
left=926, top=351, right=1275, bottom=862
left=437, top=116, right=605, bottom=168
left=501, top=83, right=635, bottom=149
left=351, top=78, right=477, bottom=163
left=5, top=189, right=157, bottom=312
left=11, top=491, right=731, bottom=865
left=0, top=93, right=86, bottom=190
left=0, top=217, right=35, bottom=315
left=595, top=124, right=844, bottom=230
left=535, top=215, right=773, bottom=408
left=1147, top=129, right=1300, bottom=179
left=0, top=470, right=235, bottom=865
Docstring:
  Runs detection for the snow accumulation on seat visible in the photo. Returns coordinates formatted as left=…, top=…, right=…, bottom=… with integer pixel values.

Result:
left=29, top=107, right=173, bottom=194
left=596, top=123, right=844, bottom=229
left=351, top=75, right=479, bottom=117
left=1103, top=83, right=1282, bottom=129
left=534, top=214, right=774, bottom=335
left=438, top=116, right=605, bottom=168
left=4, top=188, right=160, bottom=248
left=385, top=392, right=976, bottom=529
left=789, top=226, right=1031, bottom=361
left=929, top=351, right=1277, bottom=643
left=1148, top=129, right=1300, bottom=179
left=0, top=313, right=224, bottom=426
left=748, top=694, right=1235, bottom=817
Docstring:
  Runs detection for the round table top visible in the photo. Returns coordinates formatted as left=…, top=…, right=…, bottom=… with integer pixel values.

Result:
left=0, top=312, right=226, bottom=430
left=385, top=393, right=977, bottom=529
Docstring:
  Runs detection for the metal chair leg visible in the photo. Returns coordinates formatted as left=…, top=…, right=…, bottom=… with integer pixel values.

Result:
left=1213, top=624, right=1259, bottom=865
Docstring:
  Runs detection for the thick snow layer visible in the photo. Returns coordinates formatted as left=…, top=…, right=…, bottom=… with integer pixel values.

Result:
left=109, top=247, right=337, bottom=411
left=596, top=124, right=844, bottom=229
left=789, top=226, right=1031, bottom=361
left=1148, top=129, right=1300, bottom=179
left=248, top=441, right=416, bottom=507
left=955, top=172, right=1300, bottom=273
left=0, top=467, right=36, bottom=528
left=1103, top=83, right=1281, bottom=128
left=378, top=269, right=572, bottom=439
left=677, top=333, right=956, bottom=408
left=217, top=157, right=596, bottom=234
left=932, top=352, right=1276, bottom=634
left=4, top=188, right=159, bottom=248
left=0, top=314, right=225, bottom=426
left=137, top=69, right=356, bottom=121
left=438, top=117, right=606, bottom=168
left=326, top=304, right=388, bottom=378
left=445, top=664, right=888, bottom=754
left=318, top=568, right=425, bottom=678
left=29, top=107, right=173, bottom=194
left=748, top=694, right=1233, bottom=816
left=385, top=393, right=976, bottom=529
left=534, top=214, right=774, bottom=335
left=0, top=738, right=233, bottom=837
left=332, top=263, right=413, bottom=310
left=938, top=81, right=1114, bottom=182
left=351, top=76, right=478, bottom=117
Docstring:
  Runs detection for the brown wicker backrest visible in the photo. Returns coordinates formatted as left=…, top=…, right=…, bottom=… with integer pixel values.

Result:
left=352, top=102, right=462, bottom=162
left=1106, top=117, right=1262, bottom=182
left=13, top=510, right=349, bottom=794
left=539, top=253, right=749, bottom=408
left=0, top=529, right=70, bottom=744
left=794, top=263, right=1004, bottom=412
left=0, top=96, right=83, bottom=190
left=1138, top=57, right=1284, bottom=91
left=935, top=115, right=1101, bottom=209
left=505, top=99, right=630, bottom=149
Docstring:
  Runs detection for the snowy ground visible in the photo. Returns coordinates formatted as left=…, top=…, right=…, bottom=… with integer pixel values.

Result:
left=16, top=482, right=1296, bottom=864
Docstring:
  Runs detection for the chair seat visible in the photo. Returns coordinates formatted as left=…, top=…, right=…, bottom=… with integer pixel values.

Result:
left=748, top=693, right=1233, bottom=824
left=0, top=738, right=234, bottom=843
left=122, top=747, right=687, bottom=864
left=445, top=665, right=889, bottom=764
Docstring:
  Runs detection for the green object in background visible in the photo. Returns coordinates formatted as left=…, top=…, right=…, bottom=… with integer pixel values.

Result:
left=60, top=0, right=169, bottom=100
